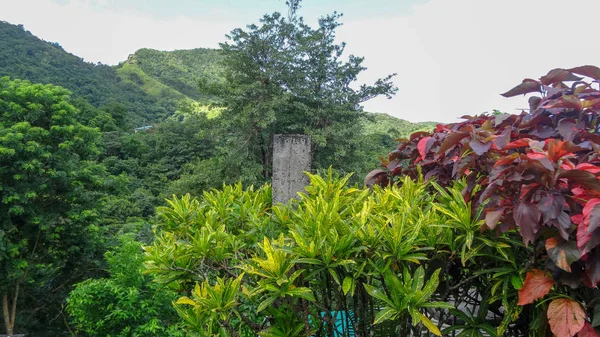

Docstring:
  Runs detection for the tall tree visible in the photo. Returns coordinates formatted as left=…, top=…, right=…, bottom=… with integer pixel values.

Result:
left=0, top=77, right=104, bottom=335
left=202, top=0, right=397, bottom=182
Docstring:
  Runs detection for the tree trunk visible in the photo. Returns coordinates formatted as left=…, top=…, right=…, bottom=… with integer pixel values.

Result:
left=2, top=295, right=13, bottom=335
left=2, top=284, right=19, bottom=335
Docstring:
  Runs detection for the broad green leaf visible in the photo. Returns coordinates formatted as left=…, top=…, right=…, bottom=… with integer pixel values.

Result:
left=342, top=277, right=353, bottom=295
left=257, top=295, right=278, bottom=313
left=411, top=266, right=425, bottom=292
left=415, top=269, right=441, bottom=305
left=363, top=284, right=395, bottom=308
left=175, top=296, right=196, bottom=306
left=419, top=312, right=442, bottom=336
left=285, top=287, right=315, bottom=301
left=373, top=307, right=398, bottom=324
left=409, top=307, right=420, bottom=325
left=420, top=301, right=454, bottom=309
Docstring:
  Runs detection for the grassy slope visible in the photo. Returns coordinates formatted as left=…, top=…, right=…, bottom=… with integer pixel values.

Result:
left=116, top=62, right=190, bottom=102
left=115, top=48, right=223, bottom=102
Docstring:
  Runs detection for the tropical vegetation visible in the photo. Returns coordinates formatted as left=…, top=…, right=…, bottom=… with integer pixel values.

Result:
left=367, top=66, right=600, bottom=337
left=0, top=0, right=599, bottom=336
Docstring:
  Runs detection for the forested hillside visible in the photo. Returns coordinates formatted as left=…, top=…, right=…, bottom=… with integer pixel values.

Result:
left=0, top=21, right=170, bottom=124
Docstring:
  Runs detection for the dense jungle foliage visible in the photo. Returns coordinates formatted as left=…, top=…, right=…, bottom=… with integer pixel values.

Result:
left=1, top=0, right=599, bottom=335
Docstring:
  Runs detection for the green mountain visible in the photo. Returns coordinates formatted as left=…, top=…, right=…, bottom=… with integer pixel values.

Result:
left=362, top=112, right=436, bottom=139
left=0, top=21, right=222, bottom=126
left=0, top=21, right=168, bottom=125
left=116, top=48, right=223, bottom=101
left=0, top=21, right=432, bottom=126
left=0, top=20, right=431, bottom=134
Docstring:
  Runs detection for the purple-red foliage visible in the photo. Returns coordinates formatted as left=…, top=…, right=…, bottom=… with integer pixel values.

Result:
left=367, top=66, right=600, bottom=290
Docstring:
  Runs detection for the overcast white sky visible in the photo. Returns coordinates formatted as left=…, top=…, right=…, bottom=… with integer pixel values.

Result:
left=1, top=0, right=599, bottom=123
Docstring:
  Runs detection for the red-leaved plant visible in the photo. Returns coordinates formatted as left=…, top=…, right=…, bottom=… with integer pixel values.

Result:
left=367, top=66, right=600, bottom=337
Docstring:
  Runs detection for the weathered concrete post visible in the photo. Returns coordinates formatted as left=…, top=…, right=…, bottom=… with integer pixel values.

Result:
left=272, top=134, right=311, bottom=204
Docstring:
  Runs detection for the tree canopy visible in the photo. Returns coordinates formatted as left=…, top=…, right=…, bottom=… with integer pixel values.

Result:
left=200, top=0, right=397, bottom=182
left=0, top=77, right=105, bottom=335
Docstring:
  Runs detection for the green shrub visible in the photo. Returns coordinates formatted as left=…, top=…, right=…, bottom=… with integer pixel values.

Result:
left=144, top=171, right=534, bottom=336
left=67, top=235, right=183, bottom=336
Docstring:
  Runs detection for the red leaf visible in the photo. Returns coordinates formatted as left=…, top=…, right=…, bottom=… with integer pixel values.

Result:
left=572, top=214, right=585, bottom=225
left=452, top=154, right=474, bottom=178
left=557, top=212, right=572, bottom=240
left=514, top=202, right=541, bottom=245
left=583, top=199, right=600, bottom=219
left=577, top=224, right=595, bottom=254
left=435, top=123, right=449, bottom=132
left=568, top=65, right=600, bottom=81
left=494, top=153, right=520, bottom=168
left=568, top=141, right=592, bottom=152
left=559, top=170, right=600, bottom=191
left=548, top=139, right=575, bottom=162
left=503, top=138, right=532, bottom=150
left=587, top=202, right=600, bottom=234
left=576, top=163, right=600, bottom=175
left=578, top=323, right=600, bottom=337
left=517, top=269, right=554, bottom=305
left=501, top=79, right=542, bottom=97
left=547, top=298, right=586, bottom=337
left=493, top=127, right=512, bottom=149
left=436, top=131, right=469, bottom=155
left=469, top=139, right=492, bottom=156
left=557, top=118, right=579, bottom=142
left=578, top=199, right=600, bottom=252
left=410, top=131, right=431, bottom=141
left=479, top=183, right=499, bottom=204
left=531, top=124, right=559, bottom=138
left=417, top=136, right=433, bottom=160
left=561, top=95, right=583, bottom=110
left=526, top=152, right=555, bottom=172
left=540, top=69, right=583, bottom=85
left=585, top=249, right=600, bottom=286
left=364, top=169, right=388, bottom=187
left=546, top=237, right=580, bottom=272
left=521, top=114, right=552, bottom=128
left=485, top=208, right=504, bottom=230
left=580, top=132, right=600, bottom=145
left=539, top=193, right=566, bottom=223
left=542, top=97, right=581, bottom=110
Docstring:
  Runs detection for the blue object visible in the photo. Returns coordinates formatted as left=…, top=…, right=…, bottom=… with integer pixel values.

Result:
left=310, top=310, right=356, bottom=337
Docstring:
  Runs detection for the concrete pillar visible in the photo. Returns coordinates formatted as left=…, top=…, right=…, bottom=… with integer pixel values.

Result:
left=272, top=134, right=311, bottom=204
